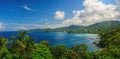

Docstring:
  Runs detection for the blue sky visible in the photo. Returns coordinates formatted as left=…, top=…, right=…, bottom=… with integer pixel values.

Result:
left=0, top=0, right=119, bottom=31
left=0, top=0, right=84, bottom=24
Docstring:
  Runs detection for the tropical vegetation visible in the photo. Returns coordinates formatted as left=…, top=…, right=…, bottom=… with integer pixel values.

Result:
left=0, top=21, right=120, bottom=59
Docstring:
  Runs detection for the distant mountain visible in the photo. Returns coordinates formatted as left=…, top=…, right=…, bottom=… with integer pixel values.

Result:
left=54, top=25, right=84, bottom=30
left=83, top=21, right=120, bottom=34
left=63, top=25, right=84, bottom=29
left=31, top=21, right=120, bottom=34
left=87, top=21, right=120, bottom=29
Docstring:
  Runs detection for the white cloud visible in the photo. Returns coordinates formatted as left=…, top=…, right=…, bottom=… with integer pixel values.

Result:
left=16, top=26, right=27, bottom=30
left=54, top=11, right=65, bottom=20
left=0, top=22, right=5, bottom=30
left=0, top=22, right=3, bottom=30
left=23, top=5, right=39, bottom=12
left=3, top=23, right=62, bottom=31
left=2, top=23, right=41, bottom=31
left=23, top=5, right=32, bottom=11
left=44, top=24, right=66, bottom=29
left=62, top=0, right=120, bottom=26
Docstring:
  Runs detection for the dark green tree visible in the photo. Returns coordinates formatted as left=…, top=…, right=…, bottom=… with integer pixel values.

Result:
left=50, top=44, right=67, bottom=59
left=62, top=50, right=80, bottom=59
left=71, top=44, right=88, bottom=54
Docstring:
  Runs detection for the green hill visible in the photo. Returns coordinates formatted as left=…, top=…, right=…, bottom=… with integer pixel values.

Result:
left=31, top=21, right=120, bottom=34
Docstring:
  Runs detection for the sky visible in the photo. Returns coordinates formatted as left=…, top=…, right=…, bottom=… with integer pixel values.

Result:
left=0, top=0, right=120, bottom=31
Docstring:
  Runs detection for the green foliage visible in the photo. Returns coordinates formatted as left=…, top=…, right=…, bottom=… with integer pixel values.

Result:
left=0, top=47, right=12, bottom=59
left=96, top=26, right=120, bottom=59
left=71, top=44, right=91, bottom=59
left=71, top=44, right=88, bottom=54
left=91, top=51, right=114, bottom=59
left=0, top=37, right=11, bottom=59
left=0, top=37, right=8, bottom=48
left=9, top=31, right=35, bottom=59
left=62, top=50, right=80, bottom=59
left=31, top=44, right=53, bottom=59
left=50, top=45, right=67, bottom=59
left=40, top=40, right=50, bottom=47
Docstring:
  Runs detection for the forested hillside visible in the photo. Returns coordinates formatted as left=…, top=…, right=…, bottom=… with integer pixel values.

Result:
left=37, top=21, right=120, bottom=34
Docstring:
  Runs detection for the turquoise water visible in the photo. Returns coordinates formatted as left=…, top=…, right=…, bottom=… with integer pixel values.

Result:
left=0, top=31, right=99, bottom=52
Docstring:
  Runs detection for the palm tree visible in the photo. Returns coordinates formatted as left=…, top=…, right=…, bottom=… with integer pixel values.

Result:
left=24, top=36, right=35, bottom=59
left=9, top=31, right=35, bottom=59
left=0, top=37, right=11, bottom=59
left=0, top=37, right=8, bottom=50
